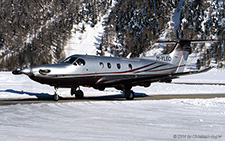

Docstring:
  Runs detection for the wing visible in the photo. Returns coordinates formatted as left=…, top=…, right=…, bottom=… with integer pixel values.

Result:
left=96, top=67, right=212, bottom=87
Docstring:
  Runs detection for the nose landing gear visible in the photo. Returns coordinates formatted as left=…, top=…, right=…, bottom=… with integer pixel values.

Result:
left=53, top=86, right=59, bottom=101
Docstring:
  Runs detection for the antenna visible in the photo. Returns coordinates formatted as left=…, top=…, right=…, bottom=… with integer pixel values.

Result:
left=126, top=53, right=132, bottom=58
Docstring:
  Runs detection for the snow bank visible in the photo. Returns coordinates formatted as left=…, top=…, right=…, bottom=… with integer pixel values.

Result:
left=0, top=99, right=224, bottom=140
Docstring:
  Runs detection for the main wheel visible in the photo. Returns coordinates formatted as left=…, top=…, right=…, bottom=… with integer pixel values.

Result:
left=75, top=90, right=84, bottom=99
left=124, top=90, right=134, bottom=100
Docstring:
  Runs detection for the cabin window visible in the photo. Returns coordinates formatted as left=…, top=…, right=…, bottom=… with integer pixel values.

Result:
left=128, top=64, right=132, bottom=70
left=107, top=62, right=111, bottom=69
left=117, top=63, right=121, bottom=69
left=100, top=62, right=104, bottom=68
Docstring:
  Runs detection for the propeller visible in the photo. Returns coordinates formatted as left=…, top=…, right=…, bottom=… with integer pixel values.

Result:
left=12, top=69, right=22, bottom=75
left=12, top=67, right=33, bottom=76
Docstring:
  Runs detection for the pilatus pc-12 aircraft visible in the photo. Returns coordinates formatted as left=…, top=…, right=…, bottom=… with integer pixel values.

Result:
left=13, top=39, right=216, bottom=101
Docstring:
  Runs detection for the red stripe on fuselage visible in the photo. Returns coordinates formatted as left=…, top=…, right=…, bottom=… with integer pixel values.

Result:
left=147, top=65, right=186, bottom=72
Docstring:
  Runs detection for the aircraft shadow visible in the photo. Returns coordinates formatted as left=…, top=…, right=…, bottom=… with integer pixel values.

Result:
left=0, top=90, right=225, bottom=105
left=82, top=92, right=148, bottom=101
left=0, top=89, right=53, bottom=99
left=0, top=89, right=148, bottom=102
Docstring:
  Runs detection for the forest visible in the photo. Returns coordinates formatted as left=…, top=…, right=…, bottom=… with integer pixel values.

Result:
left=0, top=0, right=224, bottom=70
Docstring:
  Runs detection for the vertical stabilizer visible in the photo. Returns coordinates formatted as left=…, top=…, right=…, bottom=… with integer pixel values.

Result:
left=153, top=40, right=191, bottom=73
left=153, top=39, right=217, bottom=73
left=169, top=40, right=191, bottom=73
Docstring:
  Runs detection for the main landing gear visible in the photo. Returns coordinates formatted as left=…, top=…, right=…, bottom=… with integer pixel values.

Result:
left=123, top=88, right=135, bottom=100
left=71, top=87, right=84, bottom=99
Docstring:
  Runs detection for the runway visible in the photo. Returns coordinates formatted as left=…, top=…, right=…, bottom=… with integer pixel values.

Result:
left=0, top=93, right=225, bottom=105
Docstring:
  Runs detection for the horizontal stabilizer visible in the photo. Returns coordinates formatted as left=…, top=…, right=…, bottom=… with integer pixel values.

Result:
left=156, top=39, right=218, bottom=44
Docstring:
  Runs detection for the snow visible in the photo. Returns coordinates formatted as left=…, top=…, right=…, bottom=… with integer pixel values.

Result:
left=0, top=95, right=224, bottom=140
left=172, top=0, right=184, bottom=37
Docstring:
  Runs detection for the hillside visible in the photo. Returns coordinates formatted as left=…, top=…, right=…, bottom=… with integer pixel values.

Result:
left=0, top=0, right=224, bottom=70
left=99, top=0, right=224, bottom=59
left=0, top=0, right=112, bottom=70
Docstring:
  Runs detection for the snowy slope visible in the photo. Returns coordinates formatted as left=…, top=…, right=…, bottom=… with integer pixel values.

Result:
left=64, top=0, right=117, bottom=57
left=145, top=0, right=184, bottom=57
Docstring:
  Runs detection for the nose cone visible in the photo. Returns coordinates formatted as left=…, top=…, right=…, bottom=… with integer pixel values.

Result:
left=12, top=67, right=33, bottom=76
left=21, top=68, right=32, bottom=74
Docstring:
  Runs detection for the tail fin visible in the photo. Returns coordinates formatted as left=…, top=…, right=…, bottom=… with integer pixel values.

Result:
left=155, top=39, right=217, bottom=73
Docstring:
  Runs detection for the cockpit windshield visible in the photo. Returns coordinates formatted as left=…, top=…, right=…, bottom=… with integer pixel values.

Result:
left=61, top=57, right=78, bottom=64
left=60, top=56, right=85, bottom=66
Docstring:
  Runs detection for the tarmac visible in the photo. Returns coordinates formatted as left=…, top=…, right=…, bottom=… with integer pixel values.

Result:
left=0, top=93, right=225, bottom=105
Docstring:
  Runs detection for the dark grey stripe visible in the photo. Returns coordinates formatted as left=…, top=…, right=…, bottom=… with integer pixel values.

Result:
left=136, top=64, right=168, bottom=73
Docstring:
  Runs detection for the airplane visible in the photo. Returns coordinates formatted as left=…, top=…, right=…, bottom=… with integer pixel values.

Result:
left=12, top=39, right=217, bottom=101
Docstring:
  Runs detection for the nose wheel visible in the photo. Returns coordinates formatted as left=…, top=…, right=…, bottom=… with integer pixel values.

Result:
left=71, top=87, right=84, bottom=99
left=53, top=87, right=59, bottom=101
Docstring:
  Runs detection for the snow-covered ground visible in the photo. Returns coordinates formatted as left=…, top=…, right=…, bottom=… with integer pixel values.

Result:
left=0, top=98, right=224, bottom=140
left=0, top=68, right=225, bottom=140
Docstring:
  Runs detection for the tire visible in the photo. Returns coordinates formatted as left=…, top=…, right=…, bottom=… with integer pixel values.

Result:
left=125, top=90, right=134, bottom=100
left=53, top=93, right=59, bottom=101
left=75, top=90, right=84, bottom=99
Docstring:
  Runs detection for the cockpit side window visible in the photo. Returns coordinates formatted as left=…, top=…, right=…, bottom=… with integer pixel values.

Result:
left=76, top=58, right=85, bottom=66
